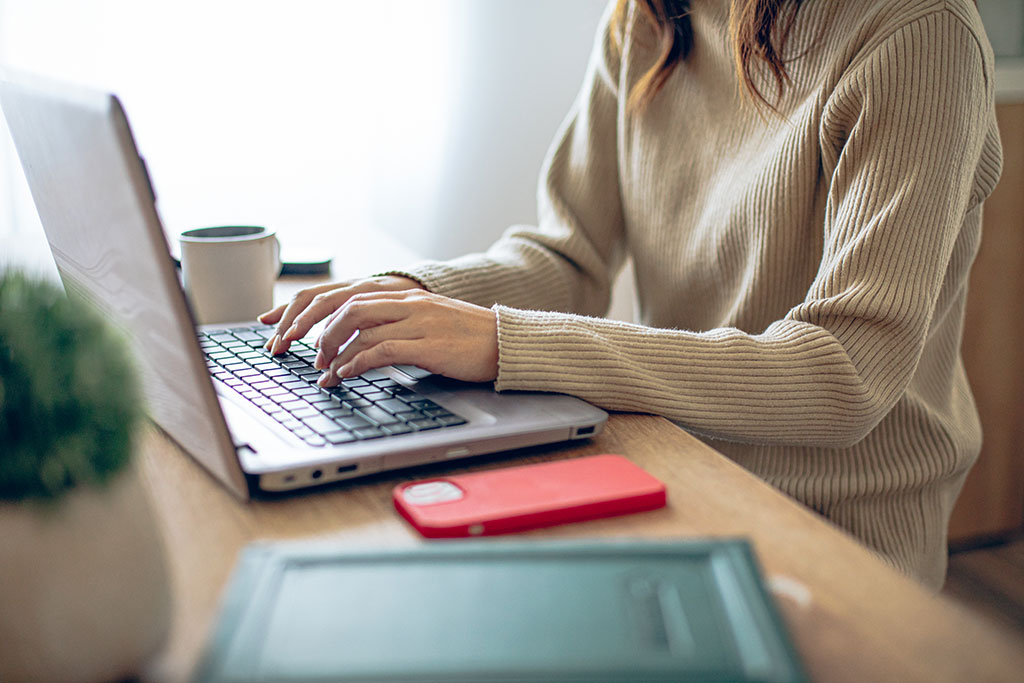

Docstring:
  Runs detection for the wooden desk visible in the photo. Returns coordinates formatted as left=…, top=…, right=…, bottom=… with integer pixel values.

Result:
left=139, top=411, right=1024, bottom=682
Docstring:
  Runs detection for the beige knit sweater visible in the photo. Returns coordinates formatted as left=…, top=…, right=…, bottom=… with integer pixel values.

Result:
left=396, top=0, right=1003, bottom=590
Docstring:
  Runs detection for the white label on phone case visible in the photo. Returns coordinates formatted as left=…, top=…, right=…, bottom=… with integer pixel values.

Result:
left=402, top=481, right=464, bottom=505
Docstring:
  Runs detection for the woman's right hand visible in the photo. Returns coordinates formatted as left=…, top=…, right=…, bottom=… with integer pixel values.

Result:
left=257, top=275, right=424, bottom=355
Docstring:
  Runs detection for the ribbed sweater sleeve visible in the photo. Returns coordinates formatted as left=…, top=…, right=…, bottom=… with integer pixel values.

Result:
left=393, top=2, right=626, bottom=317
left=485, top=10, right=990, bottom=448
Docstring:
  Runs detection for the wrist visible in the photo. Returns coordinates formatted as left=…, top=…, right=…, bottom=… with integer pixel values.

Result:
left=375, top=272, right=428, bottom=292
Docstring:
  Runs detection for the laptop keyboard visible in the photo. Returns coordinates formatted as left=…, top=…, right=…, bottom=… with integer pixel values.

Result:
left=198, top=324, right=466, bottom=447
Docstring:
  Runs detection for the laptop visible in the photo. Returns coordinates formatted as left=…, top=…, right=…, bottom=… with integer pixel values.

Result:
left=0, top=69, right=608, bottom=500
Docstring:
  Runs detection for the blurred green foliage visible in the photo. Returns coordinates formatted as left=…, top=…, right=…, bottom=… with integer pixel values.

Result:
left=0, top=270, right=143, bottom=501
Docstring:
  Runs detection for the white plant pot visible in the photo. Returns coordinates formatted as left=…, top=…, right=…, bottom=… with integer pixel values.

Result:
left=0, top=460, right=171, bottom=682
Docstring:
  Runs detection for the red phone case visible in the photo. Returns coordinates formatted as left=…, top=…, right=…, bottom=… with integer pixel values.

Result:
left=392, top=454, right=666, bottom=538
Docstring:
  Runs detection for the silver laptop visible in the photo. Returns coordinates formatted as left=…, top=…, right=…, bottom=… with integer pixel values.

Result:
left=0, top=70, right=607, bottom=500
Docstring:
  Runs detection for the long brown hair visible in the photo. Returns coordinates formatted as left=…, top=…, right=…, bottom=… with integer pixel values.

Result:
left=612, top=0, right=805, bottom=112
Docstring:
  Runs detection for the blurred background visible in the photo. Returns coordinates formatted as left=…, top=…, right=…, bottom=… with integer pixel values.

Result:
left=0, top=0, right=606, bottom=277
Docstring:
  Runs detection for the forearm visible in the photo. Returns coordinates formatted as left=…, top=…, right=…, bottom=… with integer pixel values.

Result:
left=392, top=229, right=619, bottom=315
left=494, top=306, right=895, bottom=448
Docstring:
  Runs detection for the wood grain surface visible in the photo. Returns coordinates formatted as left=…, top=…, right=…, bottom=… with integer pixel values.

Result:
left=138, top=413, right=1024, bottom=682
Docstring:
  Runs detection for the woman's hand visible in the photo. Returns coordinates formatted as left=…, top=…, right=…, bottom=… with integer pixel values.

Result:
left=313, top=289, right=498, bottom=385
left=257, top=276, right=498, bottom=385
left=258, top=275, right=424, bottom=355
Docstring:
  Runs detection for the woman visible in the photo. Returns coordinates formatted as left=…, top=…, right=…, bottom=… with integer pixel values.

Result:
left=260, top=0, right=1002, bottom=590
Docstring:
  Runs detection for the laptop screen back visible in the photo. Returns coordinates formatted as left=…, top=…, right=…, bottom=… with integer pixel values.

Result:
left=0, top=72, right=248, bottom=497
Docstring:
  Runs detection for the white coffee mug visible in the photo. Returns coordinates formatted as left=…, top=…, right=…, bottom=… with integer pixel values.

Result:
left=179, top=225, right=282, bottom=325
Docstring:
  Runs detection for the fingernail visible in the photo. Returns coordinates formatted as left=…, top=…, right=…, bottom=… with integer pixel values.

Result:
left=313, top=352, right=324, bottom=370
left=270, top=335, right=282, bottom=355
left=283, top=324, right=299, bottom=341
left=336, top=363, right=352, bottom=378
left=317, top=372, right=334, bottom=387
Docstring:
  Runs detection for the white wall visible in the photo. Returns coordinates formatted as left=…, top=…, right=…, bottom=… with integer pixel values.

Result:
left=0, top=1, right=607, bottom=269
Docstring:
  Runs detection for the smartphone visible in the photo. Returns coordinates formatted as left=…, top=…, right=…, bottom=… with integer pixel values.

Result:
left=393, top=454, right=666, bottom=538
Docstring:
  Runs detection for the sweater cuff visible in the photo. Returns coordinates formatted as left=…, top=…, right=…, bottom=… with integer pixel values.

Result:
left=380, top=260, right=494, bottom=302
left=493, top=304, right=607, bottom=394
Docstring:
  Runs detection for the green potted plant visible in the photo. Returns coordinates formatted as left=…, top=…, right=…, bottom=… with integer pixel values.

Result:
left=0, top=269, right=171, bottom=682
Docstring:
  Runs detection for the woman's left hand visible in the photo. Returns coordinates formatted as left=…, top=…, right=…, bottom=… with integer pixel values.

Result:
left=310, top=289, right=499, bottom=386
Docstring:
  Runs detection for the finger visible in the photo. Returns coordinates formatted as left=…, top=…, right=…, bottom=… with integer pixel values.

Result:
left=336, top=339, right=428, bottom=381
left=313, top=286, right=420, bottom=349
left=264, top=283, right=343, bottom=353
left=317, top=294, right=423, bottom=364
left=257, top=302, right=287, bottom=325
left=317, top=321, right=421, bottom=381
left=283, top=289, right=350, bottom=345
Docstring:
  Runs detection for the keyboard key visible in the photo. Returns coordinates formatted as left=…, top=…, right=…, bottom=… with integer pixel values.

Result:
left=337, top=415, right=373, bottom=430
left=377, top=398, right=412, bottom=414
left=311, top=397, right=342, bottom=409
left=409, top=399, right=441, bottom=410
left=436, top=415, right=467, bottom=427
left=360, top=369, right=390, bottom=381
left=345, top=398, right=373, bottom=409
left=393, top=364, right=433, bottom=379
left=410, top=418, right=440, bottom=430
left=324, top=430, right=356, bottom=445
left=280, top=380, right=307, bottom=391
left=232, top=331, right=263, bottom=342
left=291, top=407, right=319, bottom=420
left=382, top=423, right=414, bottom=436
left=293, top=387, right=320, bottom=397
left=327, top=388, right=361, bottom=402
left=280, top=400, right=312, bottom=412
left=323, top=407, right=354, bottom=419
left=355, top=406, right=400, bottom=425
left=208, top=333, right=235, bottom=343
left=352, top=426, right=385, bottom=440
left=301, top=415, right=342, bottom=435
left=361, top=391, right=390, bottom=402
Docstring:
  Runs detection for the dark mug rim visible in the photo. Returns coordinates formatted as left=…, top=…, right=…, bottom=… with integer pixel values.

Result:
left=180, top=225, right=274, bottom=242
